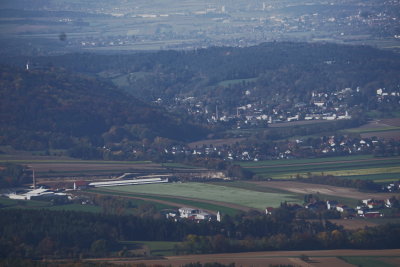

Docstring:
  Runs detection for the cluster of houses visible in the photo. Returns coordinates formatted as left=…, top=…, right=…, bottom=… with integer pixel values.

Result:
left=266, top=196, right=400, bottom=219
left=163, top=135, right=391, bottom=162
left=165, top=207, right=221, bottom=222
left=165, top=85, right=400, bottom=130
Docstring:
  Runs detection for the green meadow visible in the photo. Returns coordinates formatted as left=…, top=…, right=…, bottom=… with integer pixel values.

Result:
left=97, top=182, right=298, bottom=210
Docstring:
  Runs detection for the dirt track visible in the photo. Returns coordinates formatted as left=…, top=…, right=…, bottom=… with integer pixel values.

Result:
left=93, top=249, right=400, bottom=267
left=250, top=181, right=400, bottom=200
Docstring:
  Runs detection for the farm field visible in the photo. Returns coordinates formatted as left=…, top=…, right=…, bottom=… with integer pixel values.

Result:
left=239, top=155, right=400, bottom=181
left=213, top=180, right=358, bottom=206
left=90, top=188, right=242, bottom=215
left=343, top=119, right=400, bottom=140
left=0, top=193, right=183, bottom=214
left=0, top=154, right=206, bottom=181
left=250, top=181, right=400, bottom=201
left=96, top=249, right=400, bottom=267
left=0, top=197, right=102, bottom=213
left=119, top=240, right=181, bottom=256
left=97, top=182, right=299, bottom=210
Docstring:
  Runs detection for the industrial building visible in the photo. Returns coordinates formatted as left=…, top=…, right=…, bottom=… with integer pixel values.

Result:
left=88, top=177, right=169, bottom=187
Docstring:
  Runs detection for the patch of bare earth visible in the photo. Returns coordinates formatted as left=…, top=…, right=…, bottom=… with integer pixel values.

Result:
left=249, top=181, right=400, bottom=200
left=97, top=249, right=400, bottom=267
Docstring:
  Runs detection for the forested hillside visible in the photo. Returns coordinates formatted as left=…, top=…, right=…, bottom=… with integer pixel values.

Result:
left=5, top=42, right=399, bottom=104
left=1, top=42, right=399, bottom=158
left=0, top=66, right=207, bottom=155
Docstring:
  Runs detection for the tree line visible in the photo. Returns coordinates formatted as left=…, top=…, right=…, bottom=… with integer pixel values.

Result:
left=1, top=205, right=400, bottom=260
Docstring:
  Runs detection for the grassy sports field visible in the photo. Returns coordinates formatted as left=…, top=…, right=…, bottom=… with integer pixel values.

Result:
left=97, top=182, right=298, bottom=210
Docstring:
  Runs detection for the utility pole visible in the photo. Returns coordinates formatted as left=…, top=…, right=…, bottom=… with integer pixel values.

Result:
left=28, top=165, right=36, bottom=189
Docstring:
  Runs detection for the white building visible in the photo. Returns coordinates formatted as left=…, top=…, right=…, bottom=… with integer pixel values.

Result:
left=179, top=207, right=199, bottom=218
left=8, top=187, right=66, bottom=200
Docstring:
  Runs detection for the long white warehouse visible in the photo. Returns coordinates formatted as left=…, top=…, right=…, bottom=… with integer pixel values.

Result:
left=89, top=177, right=168, bottom=187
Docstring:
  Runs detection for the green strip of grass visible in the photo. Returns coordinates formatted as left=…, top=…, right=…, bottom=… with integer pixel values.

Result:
left=238, top=155, right=375, bottom=167
left=218, top=77, right=258, bottom=87
left=211, top=180, right=301, bottom=195
left=248, top=161, right=400, bottom=175
left=86, top=190, right=176, bottom=211
left=339, top=256, right=396, bottom=267
left=339, top=172, right=400, bottom=181
left=345, top=127, right=400, bottom=134
left=0, top=197, right=101, bottom=213
left=244, top=157, right=400, bottom=179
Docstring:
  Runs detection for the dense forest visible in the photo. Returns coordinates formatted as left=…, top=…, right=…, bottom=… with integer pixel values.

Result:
left=0, top=163, right=28, bottom=189
left=1, top=207, right=400, bottom=260
left=0, top=66, right=207, bottom=155
left=3, top=42, right=399, bottom=103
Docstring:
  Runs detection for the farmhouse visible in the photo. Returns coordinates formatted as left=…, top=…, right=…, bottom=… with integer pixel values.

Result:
left=178, top=207, right=214, bottom=221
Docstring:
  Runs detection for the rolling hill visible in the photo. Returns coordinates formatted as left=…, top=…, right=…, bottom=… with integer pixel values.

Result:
left=0, top=65, right=207, bottom=154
